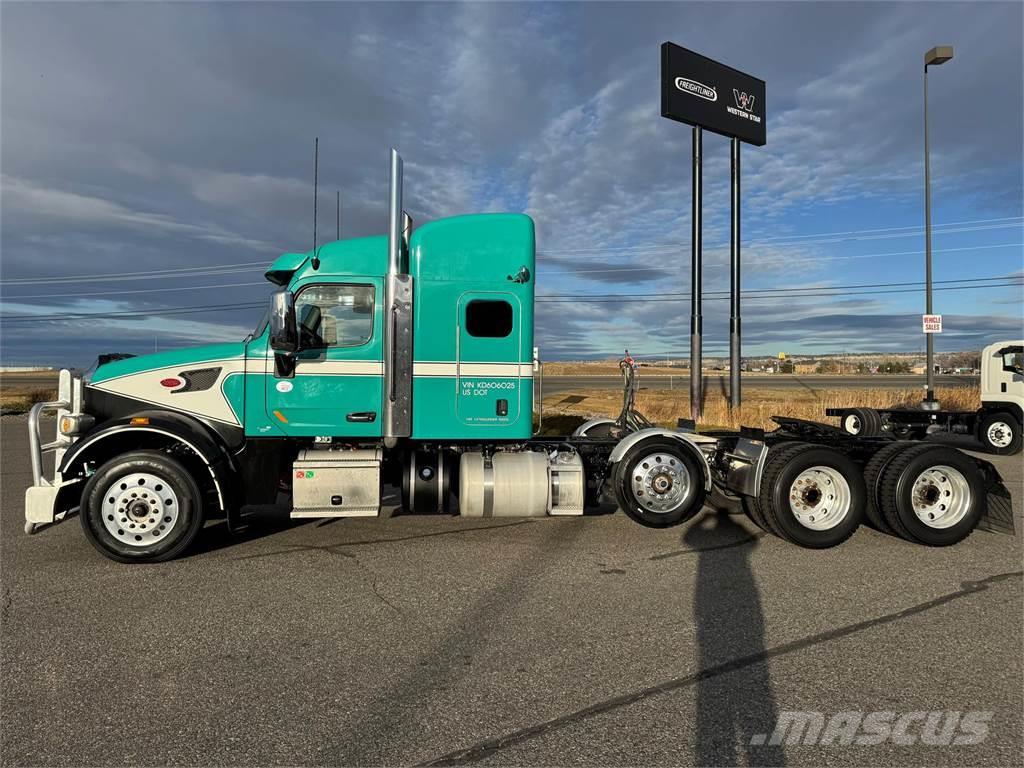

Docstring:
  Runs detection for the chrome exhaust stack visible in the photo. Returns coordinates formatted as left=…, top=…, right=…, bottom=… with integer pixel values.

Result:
left=383, top=149, right=414, bottom=447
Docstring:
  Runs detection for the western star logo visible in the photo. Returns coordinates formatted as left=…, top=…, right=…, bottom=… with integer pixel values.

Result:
left=675, top=77, right=717, bottom=102
left=727, top=88, right=762, bottom=123
left=733, top=89, right=755, bottom=112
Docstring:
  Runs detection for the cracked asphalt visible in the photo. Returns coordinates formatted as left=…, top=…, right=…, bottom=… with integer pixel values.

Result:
left=2, top=415, right=1021, bottom=767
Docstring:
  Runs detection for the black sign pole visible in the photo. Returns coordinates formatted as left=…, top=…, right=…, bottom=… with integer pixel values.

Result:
left=730, top=136, right=741, bottom=410
left=690, top=125, right=703, bottom=420
left=661, top=42, right=764, bottom=419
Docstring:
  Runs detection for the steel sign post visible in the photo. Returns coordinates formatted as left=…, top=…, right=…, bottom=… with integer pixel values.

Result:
left=691, top=126, right=703, bottom=420
left=661, top=42, right=765, bottom=417
left=730, top=137, right=741, bottom=410
left=922, top=45, right=953, bottom=410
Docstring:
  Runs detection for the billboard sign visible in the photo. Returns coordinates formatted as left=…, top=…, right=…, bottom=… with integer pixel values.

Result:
left=661, top=42, right=766, bottom=146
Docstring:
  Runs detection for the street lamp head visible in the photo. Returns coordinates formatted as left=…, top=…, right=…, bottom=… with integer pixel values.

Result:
left=925, top=46, right=954, bottom=67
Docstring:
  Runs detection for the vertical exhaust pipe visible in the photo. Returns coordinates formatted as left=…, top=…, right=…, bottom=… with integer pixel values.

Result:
left=387, top=148, right=404, bottom=276
left=384, top=149, right=414, bottom=446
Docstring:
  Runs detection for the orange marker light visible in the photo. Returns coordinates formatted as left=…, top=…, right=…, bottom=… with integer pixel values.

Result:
left=130, top=417, right=150, bottom=426
left=273, top=410, right=288, bottom=424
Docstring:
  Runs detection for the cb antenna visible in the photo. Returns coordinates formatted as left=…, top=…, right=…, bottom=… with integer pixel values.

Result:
left=311, top=137, right=320, bottom=270
left=336, top=189, right=340, bottom=240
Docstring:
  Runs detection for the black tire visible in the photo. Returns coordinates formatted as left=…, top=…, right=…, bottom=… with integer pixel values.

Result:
left=841, top=407, right=882, bottom=437
left=741, top=496, right=771, bottom=532
left=613, top=438, right=707, bottom=528
left=757, top=443, right=866, bottom=548
left=862, top=441, right=916, bottom=534
left=976, top=411, right=1022, bottom=455
left=80, top=450, right=204, bottom=563
left=878, top=445, right=985, bottom=546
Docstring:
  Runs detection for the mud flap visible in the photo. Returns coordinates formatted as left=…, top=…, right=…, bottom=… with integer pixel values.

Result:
left=979, top=483, right=1016, bottom=535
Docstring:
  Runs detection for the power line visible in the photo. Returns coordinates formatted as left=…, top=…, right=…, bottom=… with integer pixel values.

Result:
left=4, top=217, right=1020, bottom=287
left=2, top=282, right=269, bottom=301
left=0, top=302, right=265, bottom=324
left=2, top=277, right=1019, bottom=324
left=536, top=281, right=1023, bottom=303
left=0, top=260, right=270, bottom=286
left=538, top=242, right=1023, bottom=275
left=539, top=274, right=1019, bottom=299
left=537, top=216, right=1024, bottom=257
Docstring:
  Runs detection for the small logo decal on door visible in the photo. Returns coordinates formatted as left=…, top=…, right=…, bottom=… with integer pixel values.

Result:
left=276, top=380, right=294, bottom=393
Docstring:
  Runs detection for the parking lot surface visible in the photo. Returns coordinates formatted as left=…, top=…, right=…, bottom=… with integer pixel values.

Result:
left=2, top=415, right=1021, bottom=766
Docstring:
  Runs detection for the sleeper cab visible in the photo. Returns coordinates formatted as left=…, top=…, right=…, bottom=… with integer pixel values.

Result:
left=409, top=214, right=536, bottom=440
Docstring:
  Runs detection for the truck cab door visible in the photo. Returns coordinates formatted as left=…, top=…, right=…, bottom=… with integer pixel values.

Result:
left=456, top=292, right=524, bottom=428
left=265, top=279, right=384, bottom=436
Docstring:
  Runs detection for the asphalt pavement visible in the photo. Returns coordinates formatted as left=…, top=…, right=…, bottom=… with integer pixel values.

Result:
left=1, top=416, right=1021, bottom=767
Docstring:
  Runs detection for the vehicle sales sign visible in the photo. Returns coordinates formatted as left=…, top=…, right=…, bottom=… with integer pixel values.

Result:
left=923, top=314, right=943, bottom=333
left=661, top=42, right=766, bottom=146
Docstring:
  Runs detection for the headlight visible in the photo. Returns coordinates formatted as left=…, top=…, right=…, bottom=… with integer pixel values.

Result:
left=59, top=414, right=94, bottom=437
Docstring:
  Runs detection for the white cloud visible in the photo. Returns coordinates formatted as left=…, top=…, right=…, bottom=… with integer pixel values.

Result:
left=1, top=175, right=277, bottom=251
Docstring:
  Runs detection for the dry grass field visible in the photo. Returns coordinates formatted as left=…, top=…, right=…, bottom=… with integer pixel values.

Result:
left=0, top=378, right=981, bottom=434
left=0, top=388, right=54, bottom=413
left=542, top=361, right=684, bottom=376
left=540, top=386, right=981, bottom=431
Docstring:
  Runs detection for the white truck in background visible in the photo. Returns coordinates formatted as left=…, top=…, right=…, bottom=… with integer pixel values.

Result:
left=829, top=340, right=1023, bottom=455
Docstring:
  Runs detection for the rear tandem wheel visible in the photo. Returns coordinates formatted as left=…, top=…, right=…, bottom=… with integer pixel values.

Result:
left=751, top=442, right=866, bottom=548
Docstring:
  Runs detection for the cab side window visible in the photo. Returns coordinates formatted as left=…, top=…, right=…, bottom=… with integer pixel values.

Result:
left=1002, top=350, right=1023, bottom=375
left=295, top=284, right=374, bottom=348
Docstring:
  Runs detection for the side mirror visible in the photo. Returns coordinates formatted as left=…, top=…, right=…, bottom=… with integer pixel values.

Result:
left=269, top=290, right=298, bottom=353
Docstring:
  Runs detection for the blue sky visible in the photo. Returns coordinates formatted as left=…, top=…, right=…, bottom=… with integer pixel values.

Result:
left=1, top=1, right=1021, bottom=366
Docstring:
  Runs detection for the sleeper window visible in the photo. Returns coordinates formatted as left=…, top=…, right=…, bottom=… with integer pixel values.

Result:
left=466, top=299, right=513, bottom=338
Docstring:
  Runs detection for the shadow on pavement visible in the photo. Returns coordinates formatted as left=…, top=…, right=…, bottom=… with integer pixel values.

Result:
left=684, top=512, right=786, bottom=766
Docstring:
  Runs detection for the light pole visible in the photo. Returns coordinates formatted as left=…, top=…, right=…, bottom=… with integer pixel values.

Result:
left=922, top=45, right=953, bottom=410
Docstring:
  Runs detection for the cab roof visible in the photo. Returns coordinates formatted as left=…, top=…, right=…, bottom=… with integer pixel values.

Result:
left=264, top=213, right=534, bottom=286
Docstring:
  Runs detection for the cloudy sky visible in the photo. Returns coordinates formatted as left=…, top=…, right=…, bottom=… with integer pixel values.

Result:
left=1, top=1, right=1021, bottom=366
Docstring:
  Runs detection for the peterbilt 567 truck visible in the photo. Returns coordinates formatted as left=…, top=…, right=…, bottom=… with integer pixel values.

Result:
left=24, top=151, right=1013, bottom=562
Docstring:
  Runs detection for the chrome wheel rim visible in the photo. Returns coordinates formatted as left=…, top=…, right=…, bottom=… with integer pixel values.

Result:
left=986, top=421, right=1013, bottom=448
left=843, top=414, right=862, bottom=434
left=788, top=466, right=851, bottom=530
left=101, top=472, right=179, bottom=546
left=631, top=453, right=690, bottom=513
left=911, top=465, right=971, bottom=528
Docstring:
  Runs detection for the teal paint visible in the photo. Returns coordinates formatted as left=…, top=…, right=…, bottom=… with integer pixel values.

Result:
left=91, top=342, right=246, bottom=384
left=409, top=214, right=535, bottom=439
left=290, top=236, right=388, bottom=284
left=87, top=214, right=535, bottom=442
left=221, top=372, right=247, bottom=425
left=262, top=274, right=385, bottom=437
left=243, top=330, right=282, bottom=436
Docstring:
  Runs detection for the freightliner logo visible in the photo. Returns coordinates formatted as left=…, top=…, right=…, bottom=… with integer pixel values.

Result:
left=674, top=77, right=717, bottom=102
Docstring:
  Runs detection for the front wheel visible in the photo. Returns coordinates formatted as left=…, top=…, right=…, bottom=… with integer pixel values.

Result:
left=80, top=450, right=204, bottom=563
left=613, top=438, right=707, bottom=527
left=977, top=411, right=1022, bottom=455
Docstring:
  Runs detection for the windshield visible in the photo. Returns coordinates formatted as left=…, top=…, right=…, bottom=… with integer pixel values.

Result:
left=249, top=304, right=270, bottom=341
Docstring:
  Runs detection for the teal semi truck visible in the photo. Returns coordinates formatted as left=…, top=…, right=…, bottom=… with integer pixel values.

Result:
left=24, top=151, right=1013, bottom=562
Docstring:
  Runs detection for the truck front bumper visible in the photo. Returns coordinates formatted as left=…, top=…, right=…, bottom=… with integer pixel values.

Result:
left=24, top=369, right=84, bottom=533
